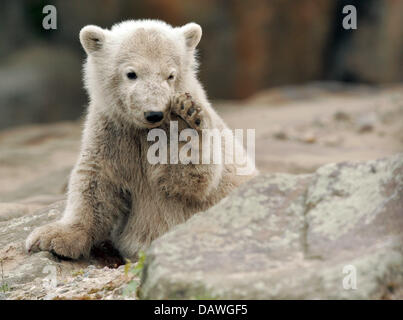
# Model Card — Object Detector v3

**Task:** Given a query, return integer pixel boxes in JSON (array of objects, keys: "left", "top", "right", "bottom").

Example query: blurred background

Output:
[
  {"left": 1, "top": 0, "right": 402, "bottom": 129},
  {"left": 0, "top": 0, "right": 402, "bottom": 204}
]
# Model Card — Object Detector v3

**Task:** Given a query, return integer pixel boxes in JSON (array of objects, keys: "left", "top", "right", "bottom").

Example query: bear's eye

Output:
[
  {"left": 168, "top": 74, "right": 175, "bottom": 80},
  {"left": 127, "top": 71, "right": 137, "bottom": 80}
]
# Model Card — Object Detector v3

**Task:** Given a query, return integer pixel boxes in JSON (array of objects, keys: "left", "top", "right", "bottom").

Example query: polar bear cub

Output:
[{"left": 26, "top": 19, "right": 256, "bottom": 259}]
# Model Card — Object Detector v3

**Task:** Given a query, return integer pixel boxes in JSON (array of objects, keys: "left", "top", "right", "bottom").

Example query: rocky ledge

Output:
[
  {"left": 1, "top": 154, "right": 402, "bottom": 299},
  {"left": 140, "top": 153, "right": 403, "bottom": 299}
]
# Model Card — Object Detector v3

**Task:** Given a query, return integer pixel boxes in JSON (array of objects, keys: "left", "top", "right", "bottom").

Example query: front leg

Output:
[
  {"left": 150, "top": 93, "right": 223, "bottom": 205},
  {"left": 26, "top": 162, "right": 126, "bottom": 259}
]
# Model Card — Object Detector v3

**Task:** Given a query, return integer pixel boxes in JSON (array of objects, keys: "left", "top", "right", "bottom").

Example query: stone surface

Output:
[
  {"left": 223, "top": 85, "right": 403, "bottom": 174},
  {"left": 0, "top": 121, "right": 81, "bottom": 203},
  {"left": 0, "top": 201, "right": 138, "bottom": 300},
  {"left": 141, "top": 154, "right": 403, "bottom": 299},
  {"left": 7, "top": 264, "right": 137, "bottom": 300}
]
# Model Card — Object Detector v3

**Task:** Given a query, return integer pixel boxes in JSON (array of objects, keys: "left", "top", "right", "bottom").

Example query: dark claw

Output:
[
  {"left": 187, "top": 107, "right": 195, "bottom": 116},
  {"left": 30, "top": 239, "right": 40, "bottom": 252}
]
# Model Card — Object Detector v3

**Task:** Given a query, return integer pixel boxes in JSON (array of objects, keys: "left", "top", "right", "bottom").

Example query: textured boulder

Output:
[
  {"left": 0, "top": 201, "right": 136, "bottom": 300},
  {"left": 0, "top": 202, "right": 76, "bottom": 288},
  {"left": 141, "top": 154, "right": 403, "bottom": 299}
]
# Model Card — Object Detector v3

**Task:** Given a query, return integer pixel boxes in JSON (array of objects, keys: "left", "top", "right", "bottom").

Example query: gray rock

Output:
[
  {"left": 355, "top": 112, "right": 377, "bottom": 133},
  {"left": 0, "top": 201, "right": 64, "bottom": 249},
  {"left": 0, "top": 201, "right": 66, "bottom": 291},
  {"left": 0, "top": 201, "right": 88, "bottom": 299},
  {"left": 0, "top": 167, "right": 72, "bottom": 203},
  {"left": 141, "top": 154, "right": 403, "bottom": 299},
  {"left": 0, "top": 200, "right": 138, "bottom": 300}
]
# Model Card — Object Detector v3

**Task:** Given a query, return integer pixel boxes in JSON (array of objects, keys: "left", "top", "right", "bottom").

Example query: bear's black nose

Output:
[{"left": 144, "top": 111, "right": 164, "bottom": 123}]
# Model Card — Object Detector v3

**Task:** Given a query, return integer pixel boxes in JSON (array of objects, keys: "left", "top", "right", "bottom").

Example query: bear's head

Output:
[{"left": 79, "top": 20, "right": 202, "bottom": 128}]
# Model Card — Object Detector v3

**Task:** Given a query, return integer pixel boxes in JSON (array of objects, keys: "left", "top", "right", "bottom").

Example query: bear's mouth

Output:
[{"left": 139, "top": 119, "right": 164, "bottom": 129}]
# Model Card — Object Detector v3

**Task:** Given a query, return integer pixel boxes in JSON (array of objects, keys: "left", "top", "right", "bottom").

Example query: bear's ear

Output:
[
  {"left": 181, "top": 23, "right": 202, "bottom": 50},
  {"left": 80, "top": 25, "right": 106, "bottom": 55}
]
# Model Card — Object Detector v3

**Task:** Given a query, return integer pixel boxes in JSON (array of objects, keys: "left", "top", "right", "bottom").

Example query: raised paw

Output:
[
  {"left": 26, "top": 222, "right": 91, "bottom": 260},
  {"left": 170, "top": 93, "right": 204, "bottom": 130}
]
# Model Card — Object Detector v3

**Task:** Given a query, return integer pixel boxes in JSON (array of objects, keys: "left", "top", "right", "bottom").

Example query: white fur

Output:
[{"left": 25, "top": 20, "right": 257, "bottom": 259}]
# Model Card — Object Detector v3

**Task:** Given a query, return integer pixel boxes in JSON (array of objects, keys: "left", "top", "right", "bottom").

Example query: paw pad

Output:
[{"left": 171, "top": 93, "right": 204, "bottom": 130}]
